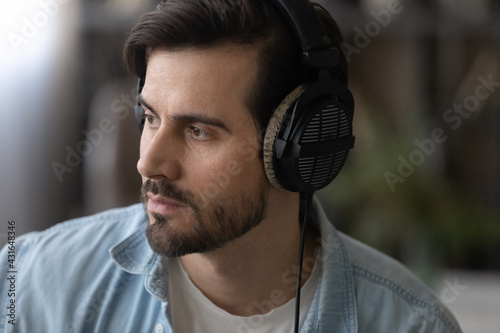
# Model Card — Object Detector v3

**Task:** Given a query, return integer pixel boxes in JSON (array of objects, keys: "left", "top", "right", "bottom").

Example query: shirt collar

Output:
[
  {"left": 109, "top": 221, "right": 170, "bottom": 301},
  {"left": 302, "top": 197, "right": 358, "bottom": 333},
  {"left": 109, "top": 222, "right": 157, "bottom": 275}
]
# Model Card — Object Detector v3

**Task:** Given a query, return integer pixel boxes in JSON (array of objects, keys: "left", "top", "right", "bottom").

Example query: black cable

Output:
[{"left": 293, "top": 190, "right": 314, "bottom": 333}]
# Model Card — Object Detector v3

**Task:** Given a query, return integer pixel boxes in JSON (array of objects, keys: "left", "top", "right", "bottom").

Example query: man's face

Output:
[{"left": 137, "top": 45, "right": 272, "bottom": 257}]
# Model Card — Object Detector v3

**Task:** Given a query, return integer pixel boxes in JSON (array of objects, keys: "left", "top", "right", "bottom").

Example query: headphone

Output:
[{"left": 134, "top": 0, "right": 355, "bottom": 193}]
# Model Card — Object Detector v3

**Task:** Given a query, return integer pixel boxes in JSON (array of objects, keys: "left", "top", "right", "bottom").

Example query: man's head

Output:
[{"left": 123, "top": 0, "right": 349, "bottom": 257}]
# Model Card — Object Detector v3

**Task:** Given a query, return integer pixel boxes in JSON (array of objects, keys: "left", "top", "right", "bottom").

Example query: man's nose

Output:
[{"left": 137, "top": 127, "right": 182, "bottom": 181}]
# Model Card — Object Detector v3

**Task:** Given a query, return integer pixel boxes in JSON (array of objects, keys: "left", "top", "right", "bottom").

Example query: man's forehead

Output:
[
  {"left": 140, "top": 44, "right": 259, "bottom": 128},
  {"left": 143, "top": 45, "right": 258, "bottom": 98}
]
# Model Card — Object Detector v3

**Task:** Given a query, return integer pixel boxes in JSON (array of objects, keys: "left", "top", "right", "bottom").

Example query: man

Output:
[{"left": 1, "top": 0, "right": 462, "bottom": 332}]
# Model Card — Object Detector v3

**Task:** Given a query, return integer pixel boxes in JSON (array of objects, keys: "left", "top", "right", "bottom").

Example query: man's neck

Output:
[{"left": 178, "top": 193, "right": 320, "bottom": 317}]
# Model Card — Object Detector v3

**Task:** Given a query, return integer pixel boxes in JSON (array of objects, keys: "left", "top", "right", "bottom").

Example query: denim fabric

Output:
[{"left": 0, "top": 200, "right": 462, "bottom": 332}]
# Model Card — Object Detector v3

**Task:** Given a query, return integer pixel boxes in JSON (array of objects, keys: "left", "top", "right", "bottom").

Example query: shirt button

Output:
[{"left": 155, "top": 323, "right": 164, "bottom": 333}]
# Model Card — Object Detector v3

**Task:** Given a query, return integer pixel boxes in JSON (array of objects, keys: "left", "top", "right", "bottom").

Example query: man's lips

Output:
[{"left": 146, "top": 193, "right": 188, "bottom": 215}]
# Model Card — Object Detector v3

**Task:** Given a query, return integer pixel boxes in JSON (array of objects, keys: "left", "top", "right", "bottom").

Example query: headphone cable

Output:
[{"left": 293, "top": 190, "right": 314, "bottom": 333}]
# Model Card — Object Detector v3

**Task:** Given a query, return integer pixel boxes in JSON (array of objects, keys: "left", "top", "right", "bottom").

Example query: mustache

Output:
[{"left": 141, "top": 179, "right": 198, "bottom": 209}]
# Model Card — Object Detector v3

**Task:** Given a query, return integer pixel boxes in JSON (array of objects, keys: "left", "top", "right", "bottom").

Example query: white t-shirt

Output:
[{"left": 168, "top": 256, "right": 321, "bottom": 333}]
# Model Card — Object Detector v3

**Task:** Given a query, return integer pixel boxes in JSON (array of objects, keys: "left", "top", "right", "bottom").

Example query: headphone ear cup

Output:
[
  {"left": 263, "top": 84, "right": 309, "bottom": 190},
  {"left": 289, "top": 98, "right": 354, "bottom": 191},
  {"left": 135, "top": 103, "right": 145, "bottom": 132},
  {"left": 135, "top": 78, "right": 146, "bottom": 132},
  {"left": 263, "top": 80, "right": 355, "bottom": 192}
]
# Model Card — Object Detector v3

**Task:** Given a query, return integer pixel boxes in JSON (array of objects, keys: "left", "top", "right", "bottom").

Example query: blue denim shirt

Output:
[{"left": 1, "top": 199, "right": 462, "bottom": 332}]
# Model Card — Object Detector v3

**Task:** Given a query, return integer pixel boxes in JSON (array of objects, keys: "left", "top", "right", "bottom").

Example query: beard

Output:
[{"left": 141, "top": 177, "right": 269, "bottom": 257}]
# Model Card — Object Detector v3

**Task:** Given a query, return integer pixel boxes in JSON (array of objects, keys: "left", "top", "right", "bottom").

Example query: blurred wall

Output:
[
  {"left": 0, "top": 1, "right": 82, "bottom": 237},
  {"left": 0, "top": 0, "right": 150, "bottom": 241}
]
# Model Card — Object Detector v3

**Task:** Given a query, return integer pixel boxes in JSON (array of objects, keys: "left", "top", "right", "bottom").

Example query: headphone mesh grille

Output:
[
  {"left": 298, "top": 104, "right": 351, "bottom": 188},
  {"left": 301, "top": 104, "right": 350, "bottom": 142}
]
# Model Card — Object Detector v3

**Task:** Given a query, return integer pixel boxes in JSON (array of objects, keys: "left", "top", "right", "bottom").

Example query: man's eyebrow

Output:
[
  {"left": 138, "top": 94, "right": 231, "bottom": 133},
  {"left": 138, "top": 94, "right": 159, "bottom": 116}
]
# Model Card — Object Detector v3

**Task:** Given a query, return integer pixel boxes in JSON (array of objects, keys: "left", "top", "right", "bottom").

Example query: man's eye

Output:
[
  {"left": 143, "top": 114, "right": 160, "bottom": 128},
  {"left": 188, "top": 126, "right": 210, "bottom": 140}
]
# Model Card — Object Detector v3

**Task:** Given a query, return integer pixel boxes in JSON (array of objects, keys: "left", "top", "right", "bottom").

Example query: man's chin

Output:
[{"left": 145, "top": 225, "right": 210, "bottom": 258}]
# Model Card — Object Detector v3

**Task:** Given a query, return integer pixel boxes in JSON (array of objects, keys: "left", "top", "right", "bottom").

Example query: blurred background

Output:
[{"left": 1, "top": 0, "right": 499, "bottom": 331}]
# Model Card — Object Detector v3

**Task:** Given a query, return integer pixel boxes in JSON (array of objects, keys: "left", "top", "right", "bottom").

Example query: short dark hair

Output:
[{"left": 123, "top": 0, "right": 348, "bottom": 130}]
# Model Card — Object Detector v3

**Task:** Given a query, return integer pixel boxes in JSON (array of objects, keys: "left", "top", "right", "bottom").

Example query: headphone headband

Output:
[{"left": 270, "top": 0, "right": 339, "bottom": 70}]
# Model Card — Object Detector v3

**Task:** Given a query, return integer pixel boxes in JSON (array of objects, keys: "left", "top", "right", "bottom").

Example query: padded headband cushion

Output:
[
  {"left": 263, "top": 84, "right": 308, "bottom": 189},
  {"left": 271, "top": 0, "right": 331, "bottom": 52}
]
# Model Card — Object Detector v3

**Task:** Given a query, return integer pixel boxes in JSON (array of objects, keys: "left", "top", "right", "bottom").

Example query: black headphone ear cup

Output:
[
  {"left": 135, "top": 103, "right": 145, "bottom": 132},
  {"left": 263, "top": 84, "right": 308, "bottom": 190},
  {"left": 291, "top": 99, "right": 354, "bottom": 191},
  {"left": 263, "top": 78, "right": 355, "bottom": 192},
  {"left": 135, "top": 78, "right": 146, "bottom": 132}
]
